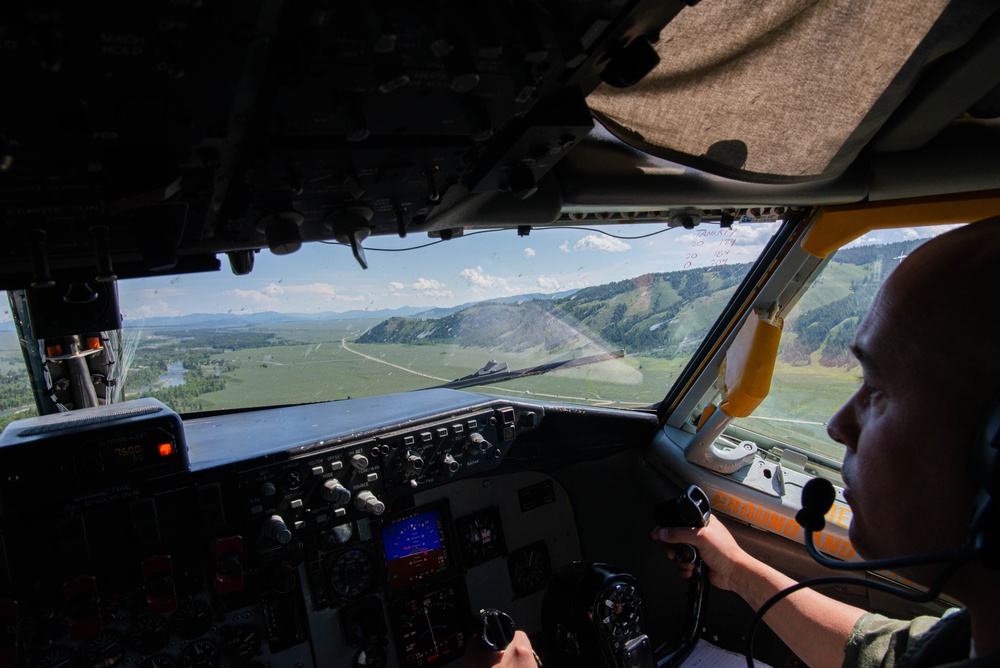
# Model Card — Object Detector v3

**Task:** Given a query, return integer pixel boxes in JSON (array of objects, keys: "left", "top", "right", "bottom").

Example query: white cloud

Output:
[
  {"left": 537, "top": 275, "right": 560, "bottom": 290},
  {"left": 678, "top": 223, "right": 772, "bottom": 246},
  {"left": 847, "top": 234, "right": 882, "bottom": 247},
  {"left": 384, "top": 278, "right": 452, "bottom": 299},
  {"left": 224, "top": 282, "right": 342, "bottom": 310},
  {"left": 410, "top": 277, "right": 451, "bottom": 298},
  {"left": 460, "top": 266, "right": 508, "bottom": 289},
  {"left": 559, "top": 241, "right": 571, "bottom": 253},
  {"left": 845, "top": 224, "right": 963, "bottom": 248},
  {"left": 135, "top": 287, "right": 186, "bottom": 298},
  {"left": 573, "top": 235, "right": 630, "bottom": 252},
  {"left": 523, "top": 247, "right": 536, "bottom": 258},
  {"left": 734, "top": 223, "right": 775, "bottom": 243},
  {"left": 225, "top": 288, "right": 279, "bottom": 309},
  {"left": 286, "top": 283, "right": 337, "bottom": 298},
  {"left": 124, "top": 300, "right": 179, "bottom": 319},
  {"left": 412, "top": 278, "right": 445, "bottom": 291},
  {"left": 913, "top": 224, "right": 963, "bottom": 238}
]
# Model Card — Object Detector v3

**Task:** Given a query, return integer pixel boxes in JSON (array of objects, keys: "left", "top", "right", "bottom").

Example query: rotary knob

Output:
[
  {"left": 354, "top": 491, "right": 385, "bottom": 515},
  {"left": 405, "top": 451, "right": 424, "bottom": 474},
  {"left": 467, "top": 432, "right": 491, "bottom": 453},
  {"left": 264, "top": 515, "right": 292, "bottom": 544},
  {"left": 321, "top": 479, "right": 352, "bottom": 506},
  {"left": 351, "top": 454, "right": 369, "bottom": 470},
  {"left": 441, "top": 454, "right": 460, "bottom": 474}
]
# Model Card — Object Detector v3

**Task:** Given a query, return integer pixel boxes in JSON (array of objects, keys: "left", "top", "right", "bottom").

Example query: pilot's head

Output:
[{"left": 827, "top": 218, "right": 1000, "bottom": 589}]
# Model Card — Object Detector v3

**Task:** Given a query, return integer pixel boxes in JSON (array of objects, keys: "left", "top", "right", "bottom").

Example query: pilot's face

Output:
[{"left": 827, "top": 279, "right": 977, "bottom": 570}]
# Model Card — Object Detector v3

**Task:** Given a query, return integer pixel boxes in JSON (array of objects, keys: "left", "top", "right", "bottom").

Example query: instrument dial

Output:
[
  {"left": 181, "top": 638, "right": 220, "bottom": 668},
  {"left": 129, "top": 613, "right": 171, "bottom": 654},
  {"left": 354, "top": 643, "right": 388, "bottom": 668},
  {"left": 329, "top": 548, "right": 376, "bottom": 599},
  {"left": 507, "top": 540, "right": 551, "bottom": 598},
  {"left": 222, "top": 624, "right": 261, "bottom": 662},
  {"left": 390, "top": 580, "right": 469, "bottom": 668},
  {"left": 83, "top": 630, "right": 126, "bottom": 668},
  {"left": 35, "top": 646, "right": 77, "bottom": 668},
  {"left": 456, "top": 507, "right": 506, "bottom": 567},
  {"left": 172, "top": 600, "right": 213, "bottom": 639}
]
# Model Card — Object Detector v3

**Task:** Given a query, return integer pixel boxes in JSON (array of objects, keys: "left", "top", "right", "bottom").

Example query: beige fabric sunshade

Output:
[{"left": 588, "top": 0, "right": 950, "bottom": 182}]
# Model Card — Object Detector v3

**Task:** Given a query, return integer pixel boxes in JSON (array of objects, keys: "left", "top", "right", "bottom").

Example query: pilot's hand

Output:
[
  {"left": 650, "top": 514, "right": 751, "bottom": 592},
  {"left": 464, "top": 630, "right": 538, "bottom": 667}
]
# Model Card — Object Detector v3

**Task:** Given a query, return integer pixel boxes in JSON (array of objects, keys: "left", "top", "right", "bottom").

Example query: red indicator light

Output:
[{"left": 158, "top": 442, "right": 174, "bottom": 457}]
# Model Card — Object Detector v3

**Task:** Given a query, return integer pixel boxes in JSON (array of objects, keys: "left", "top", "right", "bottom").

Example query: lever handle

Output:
[
  {"left": 652, "top": 484, "right": 712, "bottom": 562},
  {"left": 651, "top": 485, "right": 712, "bottom": 667},
  {"left": 478, "top": 608, "right": 517, "bottom": 651}
]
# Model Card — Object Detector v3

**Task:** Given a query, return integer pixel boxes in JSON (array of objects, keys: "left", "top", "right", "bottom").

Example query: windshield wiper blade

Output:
[{"left": 434, "top": 350, "right": 626, "bottom": 391}]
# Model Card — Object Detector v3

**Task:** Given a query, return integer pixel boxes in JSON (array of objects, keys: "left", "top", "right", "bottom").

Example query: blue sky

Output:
[
  {"left": 116, "top": 222, "right": 778, "bottom": 318},
  {"left": 0, "top": 222, "right": 958, "bottom": 323}
]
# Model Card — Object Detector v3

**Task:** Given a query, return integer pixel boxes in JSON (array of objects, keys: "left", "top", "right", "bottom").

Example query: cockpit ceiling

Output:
[
  {"left": 1, "top": 1, "right": 999, "bottom": 290},
  {"left": 588, "top": 0, "right": 1000, "bottom": 183}
]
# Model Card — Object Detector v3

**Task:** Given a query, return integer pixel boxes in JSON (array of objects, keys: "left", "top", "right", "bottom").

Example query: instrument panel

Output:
[{"left": 0, "top": 390, "right": 584, "bottom": 667}]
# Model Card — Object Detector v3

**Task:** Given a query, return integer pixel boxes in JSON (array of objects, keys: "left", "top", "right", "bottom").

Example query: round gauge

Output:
[
  {"left": 507, "top": 540, "right": 551, "bottom": 598},
  {"left": 221, "top": 624, "right": 261, "bottom": 662},
  {"left": 596, "top": 580, "right": 642, "bottom": 638},
  {"left": 389, "top": 580, "right": 469, "bottom": 668},
  {"left": 129, "top": 613, "right": 172, "bottom": 654},
  {"left": 140, "top": 656, "right": 177, "bottom": 668},
  {"left": 181, "top": 638, "right": 220, "bottom": 668},
  {"left": 35, "top": 646, "right": 77, "bottom": 668},
  {"left": 172, "top": 600, "right": 213, "bottom": 639},
  {"left": 354, "top": 643, "right": 388, "bottom": 668},
  {"left": 83, "top": 630, "right": 126, "bottom": 668},
  {"left": 456, "top": 507, "right": 506, "bottom": 567},
  {"left": 328, "top": 548, "right": 376, "bottom": 599}
]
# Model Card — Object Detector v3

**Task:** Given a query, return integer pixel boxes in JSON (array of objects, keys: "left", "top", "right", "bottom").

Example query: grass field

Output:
[
  {"left": 0, "top": 322, "right": 855, "bottom": 461},
  {"left": 195, "top": 328, "right": 687, "bottom": 410},
  {"left": 735, "top": 361, "right": 859, "bottom": 460},
  {"left": 0, "top": 332, "right": 26, "bottom": 376}
]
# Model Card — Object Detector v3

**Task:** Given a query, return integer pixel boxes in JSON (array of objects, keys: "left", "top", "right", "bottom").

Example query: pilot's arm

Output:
[
  {"left": 464, "top": 630, "right": 539, "bottom": 667},
  {"left": 653, "top": 516, "right": 866, "bottom": 668}
]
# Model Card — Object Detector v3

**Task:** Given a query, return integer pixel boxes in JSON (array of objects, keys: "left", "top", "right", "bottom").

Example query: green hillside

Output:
[
  {"left": 356, "top": 264, "right": 751, "bottom": 358},
  {"left": 356, "top": 238, "right": 931, "bottom": 367},
  {"left": 782, "top": 238, "right": 928, "bottom": 367}
]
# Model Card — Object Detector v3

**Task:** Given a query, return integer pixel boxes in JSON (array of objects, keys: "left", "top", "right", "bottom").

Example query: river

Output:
[{"left": 136, "top": 361, "right": 187, "bottom": 393}]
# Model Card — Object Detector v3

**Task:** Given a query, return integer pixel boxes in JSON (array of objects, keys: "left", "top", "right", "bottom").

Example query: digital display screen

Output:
[
  {"left": 381, "top": 509, "right": 452, "bottom": 591},
  {"left": 91, "top": 433, "right": 181, "bottom": 476},
  {"left": 389, "top": 578, "right": 469, "bottom": 668}
]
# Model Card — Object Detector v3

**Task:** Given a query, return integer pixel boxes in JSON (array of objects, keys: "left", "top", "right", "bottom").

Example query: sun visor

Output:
[{"left": 587, "top": 0, "right": 969, "bottom": 183}]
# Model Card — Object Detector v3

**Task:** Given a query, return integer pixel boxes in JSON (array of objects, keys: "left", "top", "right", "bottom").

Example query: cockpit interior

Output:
[{"left": 1, "top": 2, "right": 999, "bottom": 667}]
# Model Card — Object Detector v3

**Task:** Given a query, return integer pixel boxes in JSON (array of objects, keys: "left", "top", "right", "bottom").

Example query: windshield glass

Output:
[
  {"left": 731, "top": 224, "right": 962, "bottom": 464},
  {"left": 1, "top": 223, "right": 777, "bottom": 421}
]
